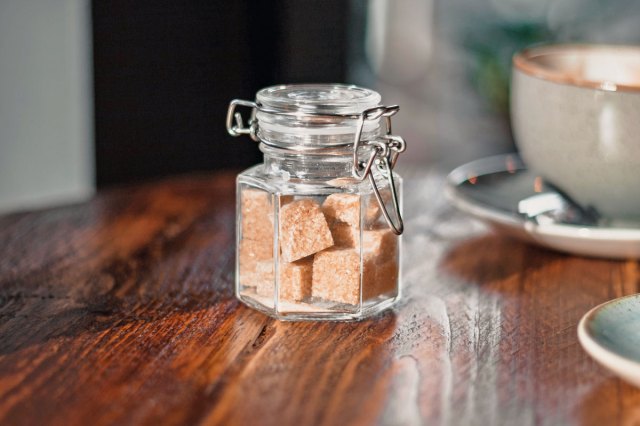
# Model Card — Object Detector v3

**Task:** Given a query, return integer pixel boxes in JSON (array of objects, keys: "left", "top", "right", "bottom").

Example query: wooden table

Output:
[{"left": 1, "top": 172, "right": 639, "bottom": 426}]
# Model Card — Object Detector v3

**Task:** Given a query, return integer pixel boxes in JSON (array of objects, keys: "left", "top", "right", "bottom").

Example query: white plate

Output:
[
  {"left": 578, "top": 294, "right": 640, "bottom": 388},
  {"left": 445, "top": 154, "right": 640, "bottom": 259}
]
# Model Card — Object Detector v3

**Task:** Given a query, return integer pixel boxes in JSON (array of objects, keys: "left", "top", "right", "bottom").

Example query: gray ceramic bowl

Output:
[{"left": 511, "top": 44, "right": 640, "bottom": 220}]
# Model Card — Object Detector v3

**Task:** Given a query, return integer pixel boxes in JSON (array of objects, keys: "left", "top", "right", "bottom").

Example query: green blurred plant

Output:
[{"left": 464, "top": 24, "right": 551, "bottom": 115}]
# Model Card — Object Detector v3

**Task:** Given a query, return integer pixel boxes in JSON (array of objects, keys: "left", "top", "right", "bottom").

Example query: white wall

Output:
[{"left": 0, "top": 0, "right": 93, "bottom": 213}]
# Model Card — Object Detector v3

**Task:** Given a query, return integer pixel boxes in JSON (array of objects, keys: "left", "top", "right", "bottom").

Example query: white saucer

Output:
[
  {"left": 445, "top": 154, "right": 640, "bottom": 259},
  {"left": 578, "top": 294, "right": 640, "bottom": 388}
]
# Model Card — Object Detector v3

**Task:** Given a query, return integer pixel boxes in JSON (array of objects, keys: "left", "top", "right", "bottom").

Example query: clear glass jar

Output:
[{"left": 226, "top": 84, "right": 405, "bottom": 321}]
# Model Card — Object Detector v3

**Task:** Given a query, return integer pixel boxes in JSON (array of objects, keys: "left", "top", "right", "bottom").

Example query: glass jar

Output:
[{"left": 226, "top": 84, "right": 406, "bottom": 321}]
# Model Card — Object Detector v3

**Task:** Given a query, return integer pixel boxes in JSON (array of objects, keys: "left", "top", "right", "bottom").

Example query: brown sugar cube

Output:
[
  {"left": 362, "top": 229, "right": 398, "bottom": 298},
  {"left": 312, "top": 248, "right": 368, "bottom": 305},
  {"left": 312, "top": 243, "right": 399, "bottom": 305},
  {"left": 330, "top": 222, "right": 359, "bottom": 248},
  {"left": 239, "top": 253, "right": 260, "bottom": 288},
  {"left": 239, "top": 255, "right": 268, "bottom": 288},
  {"left": 279, "top": 258, "right": 313, "bottom": 301},
  {"left": 239, "top": 259, "right": 257, "bottom": 287},
  {"left": 362, "top": 228, "right": 397, "bottom": 258},
  {"left": 327, "top": 226, "right": 397, "bottom": 252},
  {"left": 239, "top": 238, "right": 273, "bottom": 262},
  {"left": 363, "top": 186, "right": 396, "bottom": 227},
  {"left": 279, "top": 199, "right": 334, "bottom": 262},
  {"left": 254, "top": 261, "right": 275, "bottom": 296},
  {"left": 238, "top": 238, "right": 273, "bottom": 287},
  {"left": 241, "top": 188, "right": 274, "bottom": 242},
  {"left": 364, "top": 259, "right": 399, "bottom": 300},
  {"left": 240, "top": 269, "right": 262, "bottom": 288},
  {"left": 322, "top": 193, "right": 361, "bottom": 228},
  {"left": 328, "top": 223, "right": 398, "bottom": 256},
  {"left": 256, "top": 258, "right": 313, "bottom": 302},
  {"left": 322, "top": 191, "right": 390, "bottom": 229}
]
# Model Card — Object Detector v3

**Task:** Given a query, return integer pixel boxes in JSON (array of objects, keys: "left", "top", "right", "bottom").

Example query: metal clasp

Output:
[
  {"left": 352, "top": 106, "right": 406, "bottom": 235},
  {"left": 226, "top": 99, "right": 259, "bottom": 141}
]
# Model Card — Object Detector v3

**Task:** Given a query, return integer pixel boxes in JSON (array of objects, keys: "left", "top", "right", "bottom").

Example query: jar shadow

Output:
[
  {"left": 576, "top": 376, "right": 640, "bottom": 425},
  {"left": 438, "top": 233, "right": 559, "bottom": 293}
]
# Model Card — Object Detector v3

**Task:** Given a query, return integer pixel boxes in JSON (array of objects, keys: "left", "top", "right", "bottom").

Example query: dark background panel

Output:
[{"left": 93, "top": 0, "right": 349, "bottom": 187}]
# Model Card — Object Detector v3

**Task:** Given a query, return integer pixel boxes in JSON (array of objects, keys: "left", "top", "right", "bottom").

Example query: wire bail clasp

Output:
[
  {"left": 352, "top": 106, "right": 406, "bottom": 235},
  {"left": 226, "top": 99, "right": 259, "bottom": 141}
]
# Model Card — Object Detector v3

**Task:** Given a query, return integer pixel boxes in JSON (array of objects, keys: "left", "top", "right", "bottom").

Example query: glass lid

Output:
[{"left": 256, "top": 84, "right": 382, "bottom": 115}]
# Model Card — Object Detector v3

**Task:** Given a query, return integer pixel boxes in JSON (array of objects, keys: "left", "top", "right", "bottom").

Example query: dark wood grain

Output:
[{"left": 0, "top": 172, "right": 639, "bottom": 426}]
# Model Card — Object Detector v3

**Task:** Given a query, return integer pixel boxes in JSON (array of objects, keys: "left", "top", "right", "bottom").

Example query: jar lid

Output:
[{"left": 254, "top": 84, "right": 384, "bottom": 147}]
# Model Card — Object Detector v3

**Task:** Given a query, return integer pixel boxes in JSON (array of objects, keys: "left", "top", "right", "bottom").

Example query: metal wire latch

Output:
[
  {"left": 351, "top": 106, "right": 406, "bottom": 235},
  {"left": 226, "top": 99, "right": 259, "bottom": 141}
]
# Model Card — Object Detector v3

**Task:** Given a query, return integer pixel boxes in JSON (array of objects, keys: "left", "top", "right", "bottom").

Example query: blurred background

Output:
[{"left": 1, "top": 0, "right": 639, "bottom": 213}]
